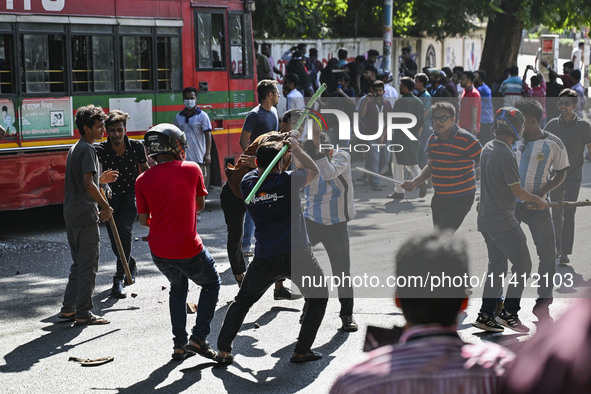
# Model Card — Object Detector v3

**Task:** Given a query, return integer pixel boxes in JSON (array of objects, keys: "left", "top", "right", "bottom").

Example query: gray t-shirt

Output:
[
  {"left": 544, "top": 116, "right": 591, "bottom": 182},
  {"left": 63, "top": 140, "right": 99, "bottom": 226},
  {"left": 477, "top": 139, "right": 521, "bottom": 233}
]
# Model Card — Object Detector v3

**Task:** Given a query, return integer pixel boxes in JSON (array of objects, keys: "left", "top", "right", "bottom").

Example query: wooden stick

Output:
[
  {"left": 353, "top": 167, "right": 403, "bottom": 185},
  {"left": 525, "top": 199, "right": 591, "bottom": 210},
  {"left": 100, "top": 189, "right": 134, "bottom": 285}
]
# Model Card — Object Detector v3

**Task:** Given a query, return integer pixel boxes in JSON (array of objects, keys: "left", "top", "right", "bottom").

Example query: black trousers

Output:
[
  {"left": 220, "top": 183, "right": 247, "bottom": 276},
  {"left": 431, "top": 193, "right": 475, "bottom": 232}
]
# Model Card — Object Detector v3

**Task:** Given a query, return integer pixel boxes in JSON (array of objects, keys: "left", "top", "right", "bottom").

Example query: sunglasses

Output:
[{"left": 432, "top": 115, "right": 452, "bottom": 123}]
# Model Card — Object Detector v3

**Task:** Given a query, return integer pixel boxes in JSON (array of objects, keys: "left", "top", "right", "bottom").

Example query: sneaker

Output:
[
  {"left": 532, "top": 302, "right": 553, "bottom": 322},
  {"left": 418, "top": 182, "right": 427, "bottom": 198},
  {"left": 340, "top": 316, "right": 358, "bottom": 332},
  {"left": 386, "top": 192, "right": 404, "bottom": 200},
  {"left": 559, "top": 254, "right": 570, "bottom": 265},
  {"left": 274, "top": 287, "right": 303, "bottom": 301},
  {"left": 110, "top": 278, "right": 127, "bottom": 299},
  {"left": 472, "top": 313, "right": 504, "bottom": 332},
  {"left": 496, "top": 310, "right": 529, "bottom": 333},
  {"left": 370, "top": 183, "right": 382, "bottom": 191}
]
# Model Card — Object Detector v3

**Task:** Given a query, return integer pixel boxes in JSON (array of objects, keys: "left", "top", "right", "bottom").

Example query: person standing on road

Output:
[
  {"left": 545, "top": 89, "right": 591, "bottom": 265},
  {"left": 498, "top": 66, "right": 524, "bottom": 107},
  {"left": 474, "top": 70, "right": 494, "bottom": 147},
  {"left": 215, "top": 138, "right": 329, "bottom": 364},
  {"left": 136, "top": 124, "right": 220, "bottom": 361},
  {"left": 401, "top": 102, "right": 481, "bottom": 232},
  {"left": 302, "top": 130, "right": 358, "bottom": 332},
  {"left": 175, "top": 87, "right": 212, "bottom": 188},
  {"left": 514, "top": 99, "right": 569, "bottom": 320},
  {"left": 59, "top": 105, "right": 115, "bottom": 326},
  {"left": 472, "top": 107, "right": 548, "bottom": 334},
  {"left": 95, "top": 110, "right": 149, "bottom": 299}
]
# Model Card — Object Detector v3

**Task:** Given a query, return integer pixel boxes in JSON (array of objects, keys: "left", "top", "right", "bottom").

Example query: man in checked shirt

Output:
[{"left": 95, "top": 110, "right": 149, "bottom": 298}]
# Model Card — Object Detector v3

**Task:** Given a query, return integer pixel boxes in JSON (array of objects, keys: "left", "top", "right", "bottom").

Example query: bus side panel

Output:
[{"left": 0, "top": 151, "right": 67, "bottom": 210}]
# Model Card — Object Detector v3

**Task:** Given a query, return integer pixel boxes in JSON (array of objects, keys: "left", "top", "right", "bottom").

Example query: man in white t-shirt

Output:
[
  {"left": 514, "top": 99, "right": 569, "bottom": 321},
  {"left": 571, "top": 41, "right": 585, "bottom": 71},
  {"left": 174, "top": 87, "right": 212, "bottom": 180},
  {"left": 283, "top": 73, "right": 305, "bottom": 110}
]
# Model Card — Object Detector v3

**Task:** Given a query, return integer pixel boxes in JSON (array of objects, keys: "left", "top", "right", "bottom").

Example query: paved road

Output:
[{"left": 1, "top": 157, "right": 590, "bottom": 393}]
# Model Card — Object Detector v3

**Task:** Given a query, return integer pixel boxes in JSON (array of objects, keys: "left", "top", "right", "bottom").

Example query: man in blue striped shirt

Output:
[
  {"left": 514, "top": 99, "right": 569, "bottom": 320},
  {"left": 498, "top": 66, "right": 524, "bottom": 107},
  {"left": 303, "top": 131, "right": 357, "bottom": 332}
]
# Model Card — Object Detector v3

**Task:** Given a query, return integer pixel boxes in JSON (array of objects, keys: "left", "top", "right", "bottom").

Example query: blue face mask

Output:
[{"left": 184, "top": 99, "right": 196, "bottom": 109}]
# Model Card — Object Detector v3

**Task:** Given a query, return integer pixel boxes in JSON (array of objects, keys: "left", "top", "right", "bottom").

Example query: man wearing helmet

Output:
[
  {"left": 135, "top": 124, "right": 221, "bottom": 361},
  {"left": 472, "top": 107, "right": 548, "bottom": 334}
]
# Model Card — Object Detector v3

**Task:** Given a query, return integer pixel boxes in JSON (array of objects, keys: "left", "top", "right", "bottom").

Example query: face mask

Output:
[{"left": 184, "top": 99, "right": 196, "bottom": 109}]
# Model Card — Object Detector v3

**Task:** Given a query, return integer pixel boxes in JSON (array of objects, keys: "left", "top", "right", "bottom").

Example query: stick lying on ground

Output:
[
  {"left": 353, "top": 167, "right": 403, "bottom": 185},
  {"left": 244, "top": 83, "right": 327, "bottom": 204},
  {"left": 100, "top": 189, "right": 134, "bottom": 285},
  {"left": 526, "top": 199, "right": 591, "bottom": 210}
]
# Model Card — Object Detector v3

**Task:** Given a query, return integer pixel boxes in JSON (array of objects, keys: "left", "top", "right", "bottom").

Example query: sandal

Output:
[
  {"left": 185, "top": 336, "right": 217, "bottom": 359},
  {"left": 213, "top": 352, "right": 234, "bottom": 364},
  {"left": 290, "top": 350, "right": 322, "bottom": 363},
  {"left": 74, "top": 314, "right": 110, "bottom": 326},
  {"left": 171, "top": 346, "right": 194, "bottom": 361},
  {"left": 57, "top": 312, "right": 76, "bottom": 321}
]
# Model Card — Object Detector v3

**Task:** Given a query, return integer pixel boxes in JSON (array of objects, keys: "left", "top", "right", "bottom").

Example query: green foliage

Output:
[{"left": 253, "top": 0, "right": 591, "bottom": 39}]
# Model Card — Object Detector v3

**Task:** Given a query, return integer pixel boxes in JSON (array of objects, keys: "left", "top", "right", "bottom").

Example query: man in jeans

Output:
[
  {"left": 514, "top": 99, "right": 569, "bottom": 320},
  {"left": 96, "top": 110, "right": 149, "bottom": 298},
  {"left": 473, "top": 107, "right": 548, "bottom": 334},
  {"left": 216, "top": 138, "right": 329, "bottom": 364},
  {"left": 136, "top": 123, "right": 220, "bottom": 361}
]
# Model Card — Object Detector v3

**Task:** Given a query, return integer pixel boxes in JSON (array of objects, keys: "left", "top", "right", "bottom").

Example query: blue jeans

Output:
[
  {"left": 365, "top": 144, "right": 389, "bottom": 186},
  {"left": 105, "top": 193, "right": 137, "bottom": 279},
  {"left": 515, "top": 204, "right": 556, "bottom": 299},
  {"left": 480, "top": 225, "right": 532, "bottom": 316},
  {"left": 217, "top": 247, "right": 328, "bottom": 355},
  {"left": 550, "top": 178, "right": 581, "bottom": 255},
  {"left": 152, "top": 248, "right": 220, "bottom": 348},
  {"left": 242, "top": 211, "right": 255, "bottom": 250}
]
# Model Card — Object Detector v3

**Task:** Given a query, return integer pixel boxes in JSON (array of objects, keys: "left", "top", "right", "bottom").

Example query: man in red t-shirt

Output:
[
  {"left": 459, "top": 71, "right": 482, "bottom": 136},
  {"left": 135, "top": 123, "right": 220, "bottom": 361}
]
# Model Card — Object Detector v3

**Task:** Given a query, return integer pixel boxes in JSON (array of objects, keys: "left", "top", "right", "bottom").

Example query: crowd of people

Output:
[{"left": 55, "top": 40, "right": 591, "bottom": 392}]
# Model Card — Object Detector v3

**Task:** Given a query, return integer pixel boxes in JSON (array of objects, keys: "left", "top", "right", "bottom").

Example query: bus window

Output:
[
  {"left": 0, "top": 35, "right": 15, "bottom": 94},
  {"left": 21, "top": 28, "right": 66, "bottom": 93},
  {"left": 229, "top": 13, "right": 253, "bottom": 78},
  {"left": 157, "top": 35, "right": 181, "bottom": 90},
  {"left": 71, "top": 35, "right": 115, "bottom": 92},
  {"left": 120, "top": 26, "right": 153, "bottom": 91},
  {"left": 195, "top": 12, "right": 225, "bottom": 69}
]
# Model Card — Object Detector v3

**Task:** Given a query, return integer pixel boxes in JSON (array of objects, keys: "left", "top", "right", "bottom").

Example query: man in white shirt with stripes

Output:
[
  {"left": 302, "top": 129, "right": 358, "bottom": 332},
  {"left": 514, "top": 99, "right": 569, "bottom": 321}
]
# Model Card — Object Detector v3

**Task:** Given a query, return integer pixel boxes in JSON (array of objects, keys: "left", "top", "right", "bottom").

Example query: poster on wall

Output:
[
  {"left": 464, "top": 39, "right": 482, "bottom": 71},
  {"left": 444, "top": 38, "right": 463, "bottom": 69},
  {"left": 21, "top": 97, "right": 73, "bottom": 140},
  {"left": 0, "top": 99, "right": 17, "bottom": 141}
]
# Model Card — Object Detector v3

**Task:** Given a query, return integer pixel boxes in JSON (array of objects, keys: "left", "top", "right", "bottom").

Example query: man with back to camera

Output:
[
  {"left": 330, "top": 231, "right": 515, "bottom": 394},
  {"left": 215, "top": 136, "right": 329, "bottom": 364},
  {"left": 95, "top": 110, "right": 149, "bottom": 299},
  {"left": 175, "top": 87, "right": 212, "bottom": 187},
  {"left": 135, "top": 123, "right": 220, "bottom": 361},
  {"left": 59, "top": 105, "right": 115, "bottom": 325},
  {"left": 472, "top": 107, "right": 548, "bottom": 334}
]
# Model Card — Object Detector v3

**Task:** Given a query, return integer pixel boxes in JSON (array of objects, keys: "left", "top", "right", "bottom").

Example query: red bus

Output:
[{"left": 0, "top": 0, "right": 256, "bottom": 210}]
